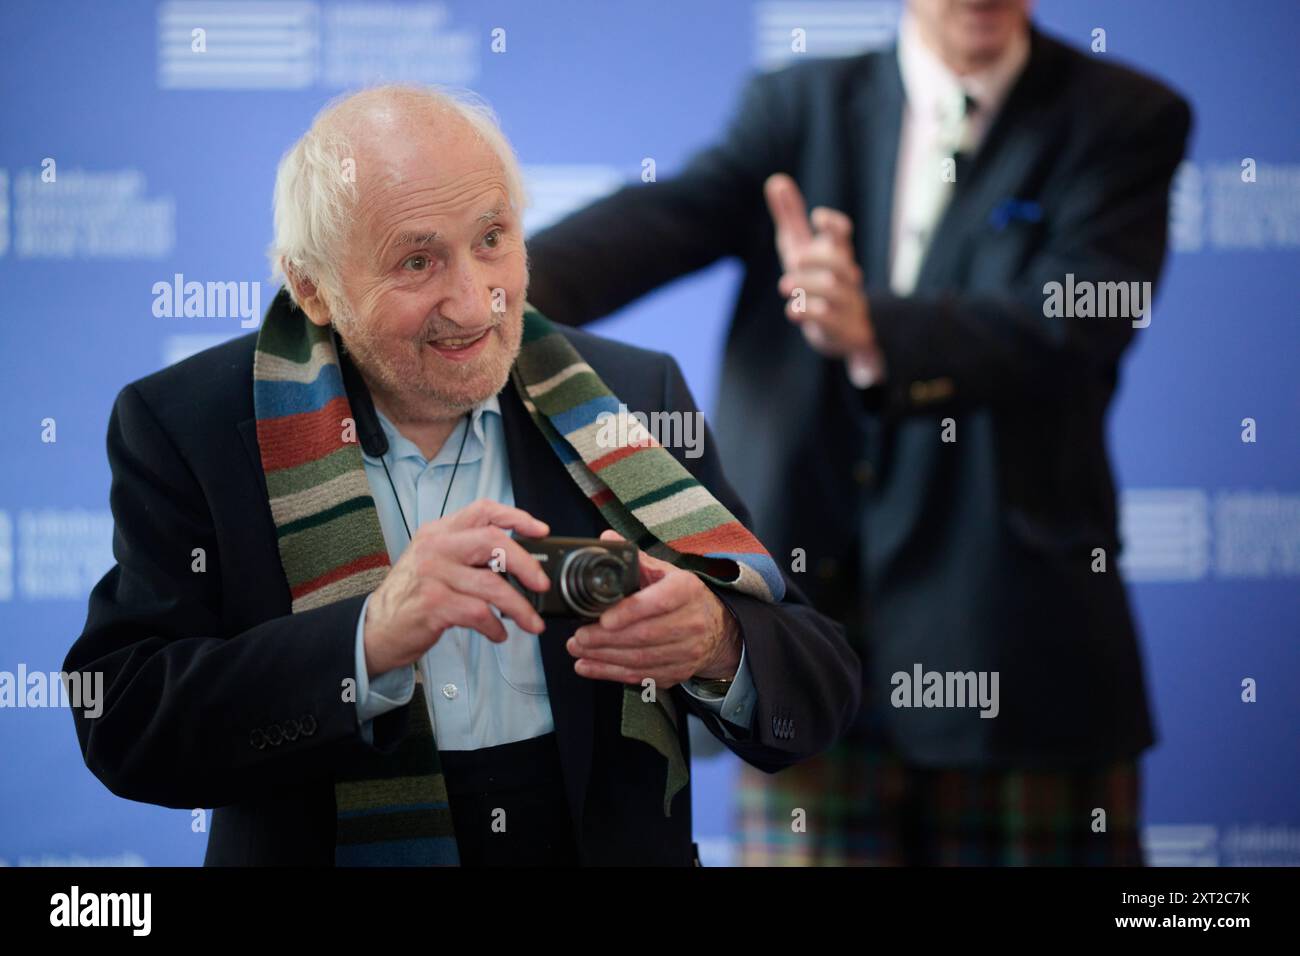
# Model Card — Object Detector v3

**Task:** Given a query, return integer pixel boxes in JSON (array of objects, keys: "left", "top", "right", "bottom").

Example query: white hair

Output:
[{"left": 268, "top": 84, "right": 529, "bottom": 307}]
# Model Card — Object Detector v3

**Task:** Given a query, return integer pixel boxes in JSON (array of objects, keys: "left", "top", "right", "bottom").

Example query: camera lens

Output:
[{"left": 560, "top": 547, "right": 628, "bottom": 617}]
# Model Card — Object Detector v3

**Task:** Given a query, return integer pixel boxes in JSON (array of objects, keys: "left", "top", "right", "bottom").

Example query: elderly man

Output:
[{"left": 64, "top": 86, "right": 861, "bottom": 866}]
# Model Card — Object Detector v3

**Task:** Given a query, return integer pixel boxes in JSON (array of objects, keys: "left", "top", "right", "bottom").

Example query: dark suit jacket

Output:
[
  {"left": 65, "top": 305, "right": 860, "bottom": 865},
  {"left": 526, "top": 28, "right": 1193, "bottom": 768}
]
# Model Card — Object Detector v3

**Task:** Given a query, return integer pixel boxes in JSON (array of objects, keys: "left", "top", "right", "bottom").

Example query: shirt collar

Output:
[
  {"left": 897, "top": 11, "right": 1030, "bottom": 130},
  {"left": 363, "top": 392, "right": 502, "bottom": 468}
]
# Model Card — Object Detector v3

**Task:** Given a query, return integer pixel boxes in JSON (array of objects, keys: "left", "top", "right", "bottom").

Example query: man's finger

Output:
[
  {"left": 436, "top": 593, "right": 509, "bottom": 643},
  {"left": 631, "top": 546, "right": 675, "bottom": 577},
  {"left": 794, "top": 316, "right": 835, "bottom": 352},
  {"left": 573, "top": 658, "right": 659, "bottom": 686},
  {"left": 779, "top": 268, "right": 851, "bottom": 302},
  {"left": 449, "top": 566, "right": 546, "bottom": 635},
  {"left": 567, "top": 629, "right": 695, "bottom": 667},
  {"left": 811, "top": 205, "right": 855, "bottom": 247},
  {"left": 793, "top": 236, "right": 862, "bottom": 283},
  {"left": 602, "top": 529, "right": 671, "bottom": 589},
  {"left": 764, "top": 173, "right": 813, "bottom": 265},
  {"left": 447, "top": 527, "right": 551, "bottom": 592},
  {"left": 571, "top": 614, "right": 693, "bottom": 651},
  {"left": 598, "top": 571, "right": 690, "bottom": 631},
  {"left": 447, "top": 499, "right": 549, "bottom": 538}
]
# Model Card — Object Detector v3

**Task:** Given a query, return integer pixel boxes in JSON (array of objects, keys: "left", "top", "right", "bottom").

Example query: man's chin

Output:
[
  {"left": 430, "top": 383, "right": 505, "bottom": 414},
  {"left": 417, "top": 346, "right": 515, "bottom": 410}
]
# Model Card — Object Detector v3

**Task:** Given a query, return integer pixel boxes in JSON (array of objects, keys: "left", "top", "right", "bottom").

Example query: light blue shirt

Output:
[{"left": 353, "top": 394, "right": 757, "bottom": 751}]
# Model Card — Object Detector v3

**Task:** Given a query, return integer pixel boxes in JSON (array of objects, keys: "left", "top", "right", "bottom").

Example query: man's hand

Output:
[
  {"left": 566, "top": 530, "right": 742, "bottom": 688},
  {"left": 362, "top": 499, "right": 552, "bottom": 678},
  {"left": 765, "top": 172, "right": 879, "bottom": 367}
]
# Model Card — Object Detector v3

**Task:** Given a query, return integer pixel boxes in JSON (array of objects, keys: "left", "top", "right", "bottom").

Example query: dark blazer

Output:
[
  {"left": 526, "top": 28, "right": 1193, "bottom": 768},
  {"left": 65, "top": 302, "right": 860, "bottom": 865}
]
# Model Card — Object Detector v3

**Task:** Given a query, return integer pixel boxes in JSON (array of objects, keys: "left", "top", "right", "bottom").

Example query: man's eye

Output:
[
  {"left": 403, "top": 254, "right": 430, "bottom": 271},
  {"left": 483, "top": 228, "right": 503, "bottom": 249}
]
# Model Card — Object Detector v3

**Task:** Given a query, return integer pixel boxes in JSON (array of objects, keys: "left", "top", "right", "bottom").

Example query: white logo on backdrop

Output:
[
  {"left": 1119, "top": 489, "right": 1300, "bottom": 581},
  {"left": 0, "top": 511, "right": 13, "bottom": 602},
  {"left": 323, "top": 3, "right": 477, "bottom": 87},
  {"left": 1142, "top": 825, "right": 1219, "bottom": 867},
  {"left": 1144, "top": 824, "right": 1300, "bottom": 867},
  {"left": 13, "top": 169, "right": 175, "bottom": 260},
  {"left": 754, "top": 1, "right": 900, "bottom": 70},
  {"left": 0, "top": 169, "right": 10, "bottom": 258},
  {"left": 15, "top": 510, "right": 114, "bottom": 601},
  {"left": 1120, "top": 489, "right": 1212, "bottom": 581},
  {"left": 1214, "top": 491, "right": 1300, "bottom": 577},
  {"left": 158, "top": 1, "right": 478, "bottom": 90},
  {"left": 159, "top": 1, "right": 319, "bottom": 90},
  {"left": 0, "top": 852, "right": 148, "bottom": 867},
  {"left": 1171, "top": 160, "right": 1300, "bottom": 253}
]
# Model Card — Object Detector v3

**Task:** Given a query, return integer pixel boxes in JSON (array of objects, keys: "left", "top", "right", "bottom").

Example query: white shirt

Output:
[
  {"left": 351, "top": 396, "right": 758, "bottom": 750},
  {"left": 849, "top": 12, "right": 1030, "bottom": 388},
  {"left": 890, "top": 10, "right": 1030, "bottom": 272}
]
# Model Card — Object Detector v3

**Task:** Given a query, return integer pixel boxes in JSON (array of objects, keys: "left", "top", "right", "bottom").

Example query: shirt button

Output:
[{"left": 441, "top": 683, "right": 459, "bottom": 700}]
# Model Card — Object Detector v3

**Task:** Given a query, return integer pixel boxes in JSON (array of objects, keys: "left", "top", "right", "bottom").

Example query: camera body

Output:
[{"left": 507, "top": 536, "right": 640, "bottom": 619}]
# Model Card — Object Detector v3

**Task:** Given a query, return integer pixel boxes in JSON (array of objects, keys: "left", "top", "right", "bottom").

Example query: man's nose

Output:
[{"left": 439, "top": 254, "right": 488, "bottom": 327}]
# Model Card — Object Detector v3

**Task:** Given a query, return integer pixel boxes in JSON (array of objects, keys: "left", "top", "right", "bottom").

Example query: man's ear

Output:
[{"left": 284, "top": 263, "right": 333, "bottom": 328}]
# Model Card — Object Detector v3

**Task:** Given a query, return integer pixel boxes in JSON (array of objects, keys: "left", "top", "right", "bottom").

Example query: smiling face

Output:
[{"left": 311, "top": 106, "right": 527, "bottom": 423}]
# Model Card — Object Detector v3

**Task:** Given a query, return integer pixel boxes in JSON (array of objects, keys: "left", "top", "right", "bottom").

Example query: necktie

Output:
[
  {"left": 889, "top": 90, "right": 978, "bottom": 296},
  {"left": 849, "top": 91, "right": 977, "bottom": 389}
]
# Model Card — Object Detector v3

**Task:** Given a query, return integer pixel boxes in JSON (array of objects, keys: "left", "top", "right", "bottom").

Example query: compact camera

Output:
[{"left": 506, "top": 536, "right": 640, "bottom": 619}]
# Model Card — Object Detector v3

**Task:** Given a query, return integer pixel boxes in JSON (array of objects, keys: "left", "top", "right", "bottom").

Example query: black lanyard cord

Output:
[{"left": 378, "top": 412, "right": 473, "bottom": 542}]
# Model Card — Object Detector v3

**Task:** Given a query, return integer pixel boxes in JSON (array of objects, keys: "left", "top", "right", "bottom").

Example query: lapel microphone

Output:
[{"left": 333, "top": 326, "right": 471, "bottom": 539}]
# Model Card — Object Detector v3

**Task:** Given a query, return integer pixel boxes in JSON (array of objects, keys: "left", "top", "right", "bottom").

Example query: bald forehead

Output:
[
  {"left": 321, "top": 87, "right": 463, "bottom": 133},
  {"left": 352, "top": 125, "right": 502, "bottom": 230},
  {"left": 329, "top": 95, "right": 482, "bottom": 164}
]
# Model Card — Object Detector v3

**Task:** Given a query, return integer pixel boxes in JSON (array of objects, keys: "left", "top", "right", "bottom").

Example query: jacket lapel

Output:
[
  {"left": 849, "top": 49, "right": 904, "bottom": 287},
  {"left": 914, "top": 27, "right": 1064, "bottom": 291},
  {"left": 498, "top": 378, "right": 600, "bottom": 837}
]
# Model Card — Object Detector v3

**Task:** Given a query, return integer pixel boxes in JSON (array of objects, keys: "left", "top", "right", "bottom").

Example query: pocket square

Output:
[{"left": 989, "top": 198, "right": 1043, "bottom": 231}]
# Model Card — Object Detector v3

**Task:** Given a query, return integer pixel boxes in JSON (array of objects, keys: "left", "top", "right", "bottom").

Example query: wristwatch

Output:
[
  {"left": 691, "top": 677, "right": 734, "bottom": 697},
  {"left": 691, "top": 603, "right": 741, "bottom": 697}
]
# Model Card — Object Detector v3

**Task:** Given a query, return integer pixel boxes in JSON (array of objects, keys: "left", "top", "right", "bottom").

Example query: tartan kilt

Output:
[{"left": 733, "top": 729, "right": 1143, "bottom": 866}]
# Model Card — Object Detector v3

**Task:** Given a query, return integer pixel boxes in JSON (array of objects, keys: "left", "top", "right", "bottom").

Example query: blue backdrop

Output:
[{"left": 1, "top": 0, "right": 1296, "bottom": 866}]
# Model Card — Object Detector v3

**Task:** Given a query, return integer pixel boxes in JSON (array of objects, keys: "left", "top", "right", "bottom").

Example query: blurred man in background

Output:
[{"left": 527, "top": 0, "right": 1192, "bottom": 864}]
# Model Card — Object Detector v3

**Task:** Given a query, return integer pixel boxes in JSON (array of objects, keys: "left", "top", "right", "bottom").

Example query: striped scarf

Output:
[{"left": 252, "top": 298, "right": 783, "bottom": 865}]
